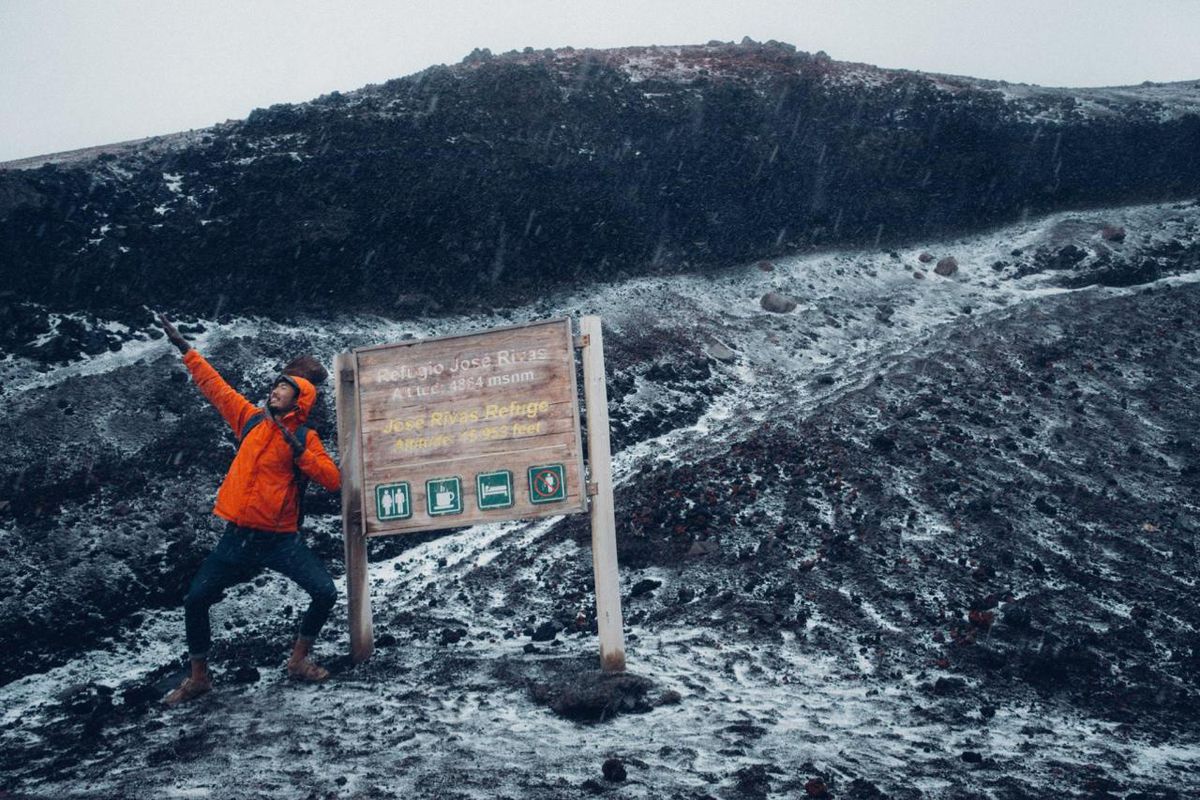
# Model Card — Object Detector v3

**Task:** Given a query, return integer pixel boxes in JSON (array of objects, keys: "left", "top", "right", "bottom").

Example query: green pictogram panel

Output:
[
  {"left": 426, "top": 477, "right": 463, "bottom": 516},
  {"left": 375, "top": 482, "right": 412, "bottom": 521},
  {"left": 528, "top": 464, "right": 567, "bottom": 504},
  {"left": 476, "top": 470, "right": 514, "bottom": 510}
]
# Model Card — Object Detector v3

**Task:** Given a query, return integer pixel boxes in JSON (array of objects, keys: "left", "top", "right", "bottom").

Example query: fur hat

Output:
[{"left": 282, "top": 354, "right": 328, "bottom": 385}]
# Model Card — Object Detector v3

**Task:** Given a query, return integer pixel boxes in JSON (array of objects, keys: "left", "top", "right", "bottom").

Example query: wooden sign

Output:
[
  {"left": 335, "top": 317, "right": 626, "bottom": 671},
  {"left": 353, "top": 318, "right": 586, "bottom": 536}
]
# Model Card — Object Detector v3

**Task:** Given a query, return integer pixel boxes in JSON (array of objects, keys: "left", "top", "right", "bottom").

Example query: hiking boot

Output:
[
  {"left": 286, "top": 657, "right": 330, "bottom": 683},
  {"left": 162, "top": 674, "right": 212, "bottom": 707}
]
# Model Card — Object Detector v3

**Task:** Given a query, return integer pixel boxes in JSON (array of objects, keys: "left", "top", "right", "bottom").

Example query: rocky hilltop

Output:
[{"left": 2, "top": 39, "right": 1198, "bottom": 322}]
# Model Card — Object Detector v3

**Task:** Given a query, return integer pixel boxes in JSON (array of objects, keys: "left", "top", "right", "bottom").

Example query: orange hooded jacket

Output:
[{"left": 182, "top": 349, "right": 341, "bottom": 532}]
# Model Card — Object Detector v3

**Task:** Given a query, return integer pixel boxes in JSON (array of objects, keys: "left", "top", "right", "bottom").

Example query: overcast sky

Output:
[{"left": 3, "top": 0, "right": 1199, "bottom": 163}]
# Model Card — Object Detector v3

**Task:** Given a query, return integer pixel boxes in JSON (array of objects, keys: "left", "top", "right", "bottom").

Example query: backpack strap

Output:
[
  {"left": 292, "top": 424, "right": 312, "bottom": 528},
  {"left": 239, "top": 411, "right": 266, "bottom": 441}
]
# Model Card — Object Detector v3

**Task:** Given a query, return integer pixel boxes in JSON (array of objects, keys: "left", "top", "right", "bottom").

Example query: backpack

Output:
[{"left": 239, "top": 411, "right": 313, "bottom": 529}]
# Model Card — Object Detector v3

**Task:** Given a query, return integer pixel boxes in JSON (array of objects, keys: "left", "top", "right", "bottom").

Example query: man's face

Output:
[{"left": 268, "top": 381, "right": 298, "bottom": 413}]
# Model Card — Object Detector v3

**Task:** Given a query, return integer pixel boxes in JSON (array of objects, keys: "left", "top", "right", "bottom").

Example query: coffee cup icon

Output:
[{"left": 426, "top": 477, "right": 463, "bottom": 515}]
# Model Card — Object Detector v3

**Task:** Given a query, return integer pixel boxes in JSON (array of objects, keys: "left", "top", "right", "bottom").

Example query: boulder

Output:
[
  {"left": 529, "top": 671, "right": 663, "bottom": 722},
  {"left": 918, "top": 252, "right": 935, "bottom": 263},
  {"left": 1101, "top": 224, "right": 1126, "bottom": 242},
  {"left": 934, "top": 256, "right": 959, "bottom": 276},
  {"left": 760, "top": 292, "right": 797, "bottom": 313},
  {"left": 602, "top": 758, "right": 627, "bottom": 782},
  {"left": 706, "top": 342, "right": 736, "bottom": 362}
]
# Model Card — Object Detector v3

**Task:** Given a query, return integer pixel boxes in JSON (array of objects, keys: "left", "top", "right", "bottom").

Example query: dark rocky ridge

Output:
[{"left": 2, "top": 40, "right": 1198, "bottom": 317}]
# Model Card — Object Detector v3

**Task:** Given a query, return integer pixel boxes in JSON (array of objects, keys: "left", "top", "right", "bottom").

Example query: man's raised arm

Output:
[{"left": 157, "top": 313, "right": 258, "bottom": 436}]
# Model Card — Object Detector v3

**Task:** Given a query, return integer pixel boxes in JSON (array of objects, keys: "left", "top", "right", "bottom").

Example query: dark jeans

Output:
[{"left": 183, "top": 522, "right": 337, "bottom": 660}]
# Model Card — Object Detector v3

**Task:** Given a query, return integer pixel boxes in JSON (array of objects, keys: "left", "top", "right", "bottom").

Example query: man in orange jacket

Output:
[{"left": 157, "top": 314, "right": 342, "bottom": 706}]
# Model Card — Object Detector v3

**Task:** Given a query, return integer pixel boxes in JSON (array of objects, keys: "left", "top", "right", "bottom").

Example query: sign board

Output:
[
  {"left": 336, "top": 316, "right": 625, "bottom": 672},
  {"left": 352, "top": 318, "right": 587, "bottom": 536}
]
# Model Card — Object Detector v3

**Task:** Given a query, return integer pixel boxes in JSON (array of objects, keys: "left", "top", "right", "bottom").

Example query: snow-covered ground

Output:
[{"left": 3, "top": 200, "right": 1199, "bottom": 797}]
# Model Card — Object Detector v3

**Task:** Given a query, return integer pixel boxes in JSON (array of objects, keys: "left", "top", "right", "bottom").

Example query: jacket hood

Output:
[{"left": 276, "top": 374, "right": 317, "bottom": 423}]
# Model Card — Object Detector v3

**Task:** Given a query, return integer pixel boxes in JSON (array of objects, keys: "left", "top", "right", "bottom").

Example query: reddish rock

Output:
[
  {"left": 805, "top": 778, "right": 828, "bottom": 797},
  {"left": 968, "top": 609, "right": 996, "bottom": 629},
  {"left": 918, "top": 252, "right": 935, "bottom": 263},
  {"left": 1101, "top": 224, "right": 1126, "bottom": 242},
  {"left": 757, "top": 260, "right": 775, "bottom": 271},
  {"left": 913, "top": 270, "right": 926, "bottom": 279},
  {"left": 934, "top": 256, "right": 959, "bottom": 276}
]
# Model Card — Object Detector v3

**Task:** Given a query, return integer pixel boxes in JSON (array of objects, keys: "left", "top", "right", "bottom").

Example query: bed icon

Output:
[{"left": 476, "top": 470, "right": 514, "bottom": 510}]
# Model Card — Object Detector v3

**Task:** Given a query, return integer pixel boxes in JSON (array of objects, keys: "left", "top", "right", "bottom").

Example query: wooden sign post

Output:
[
  {"left": 335, "top": 317, "right": 625, "bottom": 671},
  {"left": 580, "top": 316, "right": 625, "bottom": 672}
]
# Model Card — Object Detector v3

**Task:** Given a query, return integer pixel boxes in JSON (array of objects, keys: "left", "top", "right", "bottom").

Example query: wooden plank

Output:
[
  {"left": 580, "top": 316, "right": 626, "bottom": 673},
  {"left": 335, "top": 351, "right": 374, "bottom": 663},
  {"left": 354, "top": 318, "right": 586, "bottom": 537}
]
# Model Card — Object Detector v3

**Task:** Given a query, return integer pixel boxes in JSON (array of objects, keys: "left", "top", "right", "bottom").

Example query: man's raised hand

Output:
[{"left": 156, "top": 312, "right": 191, "bottom": 354}]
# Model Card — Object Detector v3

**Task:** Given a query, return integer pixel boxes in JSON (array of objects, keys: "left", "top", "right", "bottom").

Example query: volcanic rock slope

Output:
[
  {"left": 2, "top": 198, "right": 1200, "bottom": 798},
  {"left": 1, "top": 40, "right": 1199, "bottom": 319}
]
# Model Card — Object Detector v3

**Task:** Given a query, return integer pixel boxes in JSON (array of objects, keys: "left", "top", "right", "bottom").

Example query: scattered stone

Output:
[
  {"left": 687, "top": 540, "right": 719, "bottom": 557},
  {"left": 374, "top": 633, "right": 397, "bottom": 647},
  {"left": 760, "top": 291, "right": 797, "bottom": 313},
  {"left": 934, "top": 256, "right": 959, "bottom": 276},
  {"left": 522, "top": 643, "right": 540, "bottom": 654},
  {"left": 968, "top": 609, "right": 996, "bottom": 629},
  {"left": 121, "top": 683, "right": 160, "bottom": 708},
  {"left": 229, "top": 664, "right": 260, "bottom": 684},
  {"left": 913, "top": 270, "right": 926, "bottom": 279},
  {"left": 734, "top": 764, "right": 775, "bottom": 797},
  {"left": 757, "top": 260, "right": 775, "bottom": 272},
  {"left": 580, "top": 778, "right": 604, "bottom": 794},
  {"left": 1045, "top": 244, "right": 1088, "bottom": 270},
  {"left": 439, "top": 628, "right": 466, "bottom": 645},
  {"left": 933, "top": 676, "right": 968, "bottom": 695},
  {"left": 706, "top": 342, "right": 736, "bottom": 362},
  {"left": 1033, "top": 495, "right": 1057, "bottom": 516},
  {"left": 530, "top": 671, "right": 662, "bottom": 722},
  {"left": 602, "top": 757, "right": 627, "bottom": 782},
  {"left": 870, "top": 433, "right": 897, "bottom": 453},
  {"left": 725, "top": 722, "right": 768, "bottom": 738},
  {"left": 630, "top": 578, "right": 662, "bottom": 598},
  {"left": 530, "top": 621, "right": 559, "bottom": 642},
  {"left": 844, "top": 777, "right": 885, "bottom": 799},
  {"left": 1101, "top": 224, "right": 1126, "bottom": 242},
  {"left": 805, "top": 777, "right": 829, "bottom": 797},
  {"left": 961, "top": 750, "right": 984, "bottom": 763},
  {"left": 59, "top": 682, "right": 114, "bottom": 717},
  {"left": 918, "top": 252, "right": 935, "bottom": 263}
]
